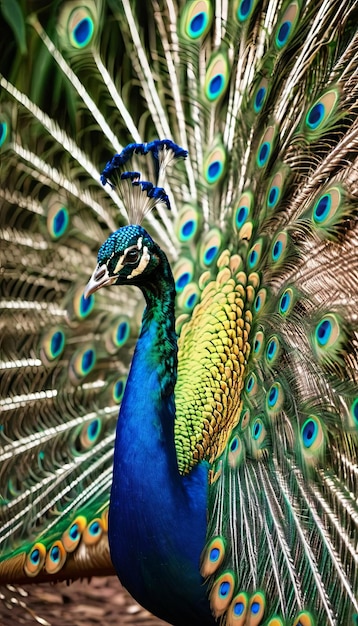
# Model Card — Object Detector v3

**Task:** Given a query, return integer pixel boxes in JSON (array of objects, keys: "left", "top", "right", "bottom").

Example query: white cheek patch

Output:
[{"left": 127, "top": 245, "right": 150, "bottom": 279}]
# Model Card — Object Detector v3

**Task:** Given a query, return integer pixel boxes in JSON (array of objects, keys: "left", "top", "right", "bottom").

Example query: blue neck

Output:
[{"left": 108, "top": 255, "right": 215, "bottom": 626}]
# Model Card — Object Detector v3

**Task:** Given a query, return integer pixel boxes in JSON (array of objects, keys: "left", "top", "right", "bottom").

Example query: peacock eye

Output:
[{"left": 124, "top": 249, "right": 140, "bottom": 264}]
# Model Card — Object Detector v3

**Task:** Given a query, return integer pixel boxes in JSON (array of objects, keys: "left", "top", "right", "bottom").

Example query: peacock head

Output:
[{"left": 84, "top": 224, "right": 162, "bottom": 298}]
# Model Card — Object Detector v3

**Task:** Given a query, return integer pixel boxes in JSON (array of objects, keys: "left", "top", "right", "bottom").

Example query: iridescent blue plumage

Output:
[{"left": 90, "top": 222, "right": 215, "bottom": 624}]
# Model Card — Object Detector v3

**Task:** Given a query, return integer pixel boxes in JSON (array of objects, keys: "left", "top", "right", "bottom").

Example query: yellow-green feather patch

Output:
[{"left": 175, "top": 252, "right": 253, "bottom": 473}]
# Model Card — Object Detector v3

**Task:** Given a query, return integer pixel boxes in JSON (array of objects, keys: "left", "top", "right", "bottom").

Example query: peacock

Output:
[{"left": 0, "top": 1, "right": 357, "bottom": 625}]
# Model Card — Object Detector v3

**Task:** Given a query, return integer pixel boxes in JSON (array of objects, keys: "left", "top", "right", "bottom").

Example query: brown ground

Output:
[{"left": 0, "top": 576, "right": 169, "bottom": 626}]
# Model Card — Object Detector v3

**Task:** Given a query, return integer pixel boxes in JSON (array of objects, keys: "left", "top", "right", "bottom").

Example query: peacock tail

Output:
[{"left": 0, "top": 1, "right": 357, "bottom": 625}]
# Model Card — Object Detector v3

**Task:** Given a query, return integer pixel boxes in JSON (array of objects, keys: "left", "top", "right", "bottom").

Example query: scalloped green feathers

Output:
[{"left": 175, "top": 250, "right": 251, "bottom": 473}]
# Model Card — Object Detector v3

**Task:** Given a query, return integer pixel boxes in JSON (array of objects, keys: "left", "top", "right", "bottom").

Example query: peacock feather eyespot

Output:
[
  {"left": 254, "top": 287, "right": 267, "bottom": 314},
  {"left": 204, "top": 144, "right": 227, "bottom": 184},
  {"left": 300, "top": 415, "right": 325, "bottom": 461},
  {"left": 41, "top": 328, "right": 66, "bottom": 363},
  {"left": 253, "top": 330, "right": 264, "bottom": 358},
  {"left": 30, "top": 549, "right": 40, "bottom": 565},
  {"left": 278, "top": 287, "right": 294, "bottom": 316},
  {"left": 228, "top": 434, "right": 245, "bottom": 468},
  {"left": 254, "top": 86, "right": 266, "bottom": 112},
  {"left": 274, "top": 2, "right": 300, "bottom": 50},
  {"left": 112, "top": 377, "right": 126, "bottom": 404},
  {"left": 90, "top": 521, "right": 100, "bottom": 535},
  {"left": 304, "top": 88, "right": 339, "bottom": 137},
  {"left": 199, "top": 229, "right": 222, "bottom": 267},
  {"left": 83, "top": 348, "right": 96, "bottom": 370},
  {"left": 176, "top": 271, "right": 191, "bottom": 291},
  {"left": 270, "top": 231, "right": 288, "bottom": 265},
  {"left": 67, "top": 8, "right": 95, "bottom": 49},
  {"left": 201, "top": 536, "right": 226, "bottom": 576},
  {"left": 175, "top": 205, "right": 200, "bottom": 242},
  {"left": 181, "top": 0, "right": 213, "bottom": 39},
  {"left": 245, "top": 372, "right": 258, "bottom": 396},
  {"left": 252, "top": 418, "right": 263, "bottom": 440},
  {"left": 24, "top": 543, "right": 46, "bottom": 577},
  {"left": 250, "top": 417, "right": 268, "bottom": 458},
  {"left": 45, "top": 540, "right": 67, "bottom": 574},
  {"left": 177, "top": 282, "right": 200, "bottom": 311},
  {"left": 247, "top": 239, "right": 263, "bottom": 270},
  {"left": 256, "top": 126, "right": 276, "bottom": 168},
  {"left": 83, "top": 518, "right": 103, "bottom": 545},
  {"left": 173, "top": 258, "right": 195, "bottom": 293},
  {"left": 73, "top": 287, "right": 95, "bottom": 320},
  {"left": 266, "top": 382, "right": 284, "bottom": 414},
  {"left": 0, "top": 120, "right": 8, "bottom": 148},
  {"left": 316, "top": 318, "right": 332, "bottom": 346},
  {"left": 266, "top": 618, "right": 284, "bottom": 625},
  {"left": 69, "top": 345, "right": 97, "bottom": 384},
  {"left": 310, "top": 185, "right": 345, "bottom": 236},
  {"left": 181, "top": 219, "right": 195, "bottom": 239},
  {"left": 265, "top": 167, "right": 289, "bottom": 211},
  {"left": 105, "top": 318, "right": 131, "bottom": 354},
  {"left": 313, "top": 313, "right": 343, "bottom": 359},
  {"left": 210, "top": 571, "right": 236, "bottom": 617},
  {"left": 204, "top": 52, "right": 230, "bottom": 102},
  {"left": 77, "top": 418, "right": 102, "bottom": 451},
  {"left": 236, "top": 0, "right": 260, "bottom": 22},
  {"left": 248, "top": 591, "right": 266, "bottom": 621},
  {"left": 265, "top": 336, "right": 280, "bottom": 365},
  {"left": 62, "top": 515, "right": 87, "bottom": 552},
  {"left": 47, "top": 202, "right": 70, "bottom": 239},
  {"left": 313, "top": 193, "right": 331, "bottom": 222},
  {"left": 227, "top": 591, "right": 249, "bottom": 624},
  {"left": 268, "top": 185, "right": 279, "bottom": 208},
  {"left": 233, "top": 191, "right": 253, "bottom": 232},
  {"left": 70, "top": 524, "right": 79, "bottom": 540},
  {"left": 257, "top": 142, "right": 270, "bottom": 167},
  {"left": 252, "top": 78, "right": 269, "bottom": 113}
]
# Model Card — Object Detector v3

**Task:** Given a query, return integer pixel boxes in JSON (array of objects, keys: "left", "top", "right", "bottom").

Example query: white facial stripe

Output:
[
  {"left": 113, "top": 237, "right": 144, "bottom": 276},
  {"left": 127, "top": 245, "right": 150, "bottom": 278},
  {"left": 113, "top": 254, "right": 125, "bottom": 274}
]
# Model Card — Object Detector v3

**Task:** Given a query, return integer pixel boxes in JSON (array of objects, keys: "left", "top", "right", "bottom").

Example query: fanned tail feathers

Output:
[{"left": 0, "top": 1, "right": 358, "bottom": 624}]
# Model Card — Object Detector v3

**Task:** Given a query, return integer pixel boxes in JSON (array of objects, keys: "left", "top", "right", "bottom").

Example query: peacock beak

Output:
[{"left": 83, "top": 264, "right": 117, "bottom": 299}]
